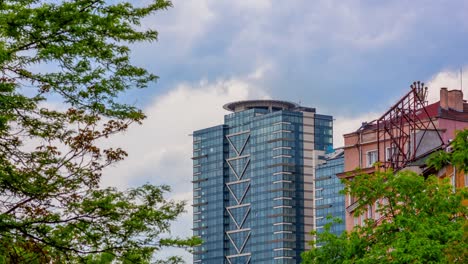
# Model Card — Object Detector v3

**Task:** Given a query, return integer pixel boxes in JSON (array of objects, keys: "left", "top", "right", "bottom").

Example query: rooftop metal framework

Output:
[{"left": 377, "top": 81, "right": 444, "bottom": 171}]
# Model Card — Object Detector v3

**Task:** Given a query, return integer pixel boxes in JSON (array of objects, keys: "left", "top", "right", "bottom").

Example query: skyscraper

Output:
[
  {"left": 314, "top": 149, "right": 345, "bottom": 237},
  {"left": 192, "top": 100, "right": 333, "bottom": 264}
]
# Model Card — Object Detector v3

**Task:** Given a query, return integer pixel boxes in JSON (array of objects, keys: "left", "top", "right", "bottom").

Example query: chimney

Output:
[
  {"left": 447, "top": 90, "right": 464, "bottom": 112},
  {"left": 440, "top": 88, "right": 448, "bottom": 110}
]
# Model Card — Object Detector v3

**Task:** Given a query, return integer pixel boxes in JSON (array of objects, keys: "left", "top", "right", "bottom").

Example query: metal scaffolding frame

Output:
[{"left": 376, "top": 81, "right": 444, "bottom": 171}]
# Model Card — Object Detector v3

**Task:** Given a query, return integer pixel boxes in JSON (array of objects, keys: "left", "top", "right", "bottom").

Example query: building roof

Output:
[
  {"left": 439, "top": 103, "right": 468, "bottom": 121},
  {"left": 223, "top": 100, "right": 298, "bottom": 112},
  {"left": 344, "top": 101, "right": 467, "bottom": 138},
  {"left": 325, "top": 148, "right": 344, "bottom": 160}
]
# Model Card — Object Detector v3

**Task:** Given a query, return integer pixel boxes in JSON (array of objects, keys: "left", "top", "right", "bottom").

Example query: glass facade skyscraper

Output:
[
  {"left": 314, "top": 150, "right": 345, "bottom": 237},
  {"left": 192, "top": 100, "right": 332, "bottom": 264}
]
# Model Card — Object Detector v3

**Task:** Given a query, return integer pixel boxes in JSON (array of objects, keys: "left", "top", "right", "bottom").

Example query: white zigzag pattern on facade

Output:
[
  {"left": 226, "top": 179, "right": 251, "bottom": 205},
  {"left": 226, "top": 155, "right": 250, "bottom": 181},
  {"left": 226, "top": 204, "right": 251, "bottom": 229},
  {"left": 226, "top": 131, "right": 250, "bottom": 156},
  {"left": 226, "top": 253, "right": 251, "bottom": 264},
  {"left": 226, "top": 228, "right": 251, "bottom": 254},
  {"left": 225, "top": 130, "right": 251, "bottom": 263}
]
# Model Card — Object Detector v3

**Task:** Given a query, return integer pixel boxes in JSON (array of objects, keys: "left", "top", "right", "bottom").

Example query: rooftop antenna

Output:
[{"left": 460, "top": 67, "right": 463, "bottom": 91}]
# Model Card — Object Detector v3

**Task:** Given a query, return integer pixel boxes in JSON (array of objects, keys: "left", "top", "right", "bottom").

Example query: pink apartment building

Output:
[{"left": 338, "top": 83, "right": 468, "bottom": 231}]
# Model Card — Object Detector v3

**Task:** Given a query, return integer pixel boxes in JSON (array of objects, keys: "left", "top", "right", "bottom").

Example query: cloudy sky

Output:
[{"left": 99, "top": 0, "right": 468, "bottom": 261}]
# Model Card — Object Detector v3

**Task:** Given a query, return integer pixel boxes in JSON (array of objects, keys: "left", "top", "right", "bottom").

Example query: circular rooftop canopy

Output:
[{"left": 223, "top": 100, "right": 298, "bottom": 112}]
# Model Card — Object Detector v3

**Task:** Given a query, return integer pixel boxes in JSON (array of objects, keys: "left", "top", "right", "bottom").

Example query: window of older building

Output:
[{"left": 366, "top": 150, "right": 378, "bottom": 167}]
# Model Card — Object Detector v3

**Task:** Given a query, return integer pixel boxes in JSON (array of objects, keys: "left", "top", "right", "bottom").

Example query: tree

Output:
[
  {"left": 302, "top": 129, "right": 468, "bottom": 264},
  {"left": 427, "top": 129, "right": 468, "bottom": 173},
  {"left": 0, "top": 0, "right": 199, "bottom": 263}
]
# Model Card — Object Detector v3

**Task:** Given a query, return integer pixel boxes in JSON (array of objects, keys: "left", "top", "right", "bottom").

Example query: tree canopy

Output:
[
  {"left": 302, "top": 129, "right": 468, "bottom": 264},
  {"left": 0, "top": 0, "right": 199, "bottom": 263},
  {"left": 427, "top": 129, "right": 468, "bottom": 173}
]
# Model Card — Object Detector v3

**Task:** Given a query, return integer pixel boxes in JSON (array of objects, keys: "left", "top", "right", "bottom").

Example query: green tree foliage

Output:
[
  {"left": 427, "top": 129, "right": 468, "bottom": 173},
  {"left": 302, "top": 130, "right": 468, "bottom": 264},
  {"left": 0, "top": 0, "right": 199, "bottom": 262}
]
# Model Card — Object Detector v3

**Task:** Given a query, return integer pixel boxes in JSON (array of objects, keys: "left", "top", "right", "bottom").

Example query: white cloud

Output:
[
  {"left": 333, "top": 3, "right": 416, "bottom": 49},
  {"left": 231, "top": 0, "right": 272, "bottom": 11},
  {"left": 102, "top": 77, "right": 268, "bottom": 189},
  {"left": 224, "top": 0, "right": 417, "bottom": 60},
  {"left": 426, "top": 67, "right": 468, "bottom": 103},
  {"left": 247, "top": 62, "right": 274, "bottom": 80},
  {"left": 137, "top": 0, "right": 421, "bottom": 69},
  {"left": 333, "top": 112, "right": 381, "bottom": 148},
  {"left": 141, "top": 0, "right": 216, "bottom": 55}
]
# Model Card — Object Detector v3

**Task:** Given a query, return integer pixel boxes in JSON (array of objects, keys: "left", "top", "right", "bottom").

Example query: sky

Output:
[{"left": 97, "top": 0, "right": 468, "bottom": 262}]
